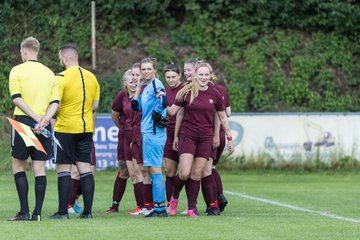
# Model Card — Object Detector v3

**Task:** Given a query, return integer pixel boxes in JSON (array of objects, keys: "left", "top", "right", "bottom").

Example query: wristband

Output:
[{"left": 227, "top": 136, "right": 233, "bottom": 141}]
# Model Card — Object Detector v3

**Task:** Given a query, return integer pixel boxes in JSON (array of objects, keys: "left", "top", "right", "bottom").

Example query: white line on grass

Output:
[{"left": 225, "top": 191, "right": 360, "bottom": 224}]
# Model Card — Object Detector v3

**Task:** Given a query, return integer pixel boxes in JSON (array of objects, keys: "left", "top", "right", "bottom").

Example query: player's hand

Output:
[
  {"left": 172, "top": 137, "right": 179, "bottom": 151},
  {"left": 152, "top": 111, "right": 169, "bottom": 128},
  {"left": 227, "top": 140, "right": 234, "bottom": 154},
  {"left": 212, "top": 135, "right": 220, "bottom": 149}
]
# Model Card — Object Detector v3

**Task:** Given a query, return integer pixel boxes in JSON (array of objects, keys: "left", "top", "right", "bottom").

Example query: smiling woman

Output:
[
  {"left": 166, "top": 61, "right": 234, "bottom": 217},
  {"left": 195, "top": 64, "right": 211, "bottom": 90}
]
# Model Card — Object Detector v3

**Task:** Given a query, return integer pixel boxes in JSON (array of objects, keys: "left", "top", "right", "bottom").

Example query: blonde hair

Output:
[
  {"left": 208, "top": 65, "right": 217, "bottom": 82},
  {"left": 21, "top": 37, "right": 40, "bottom": 53},
  {"left": 176, "top": 62, "right": 213, "bottom": 104},
  {"left": 122, "top": 69, "right": 132, "bottom": 95}
]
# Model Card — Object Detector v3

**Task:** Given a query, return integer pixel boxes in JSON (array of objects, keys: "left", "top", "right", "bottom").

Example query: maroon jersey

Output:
[
  {"left": 174, "top": 86, "right": 224, "bottom": 137},
  {"left": 122, "top": 96, "right": 135, "bottom": 131},
  {"left": 165, "top": 83, "right": 184, "bottom": 129},
  {"left": 112, "top": 90, "right": 126, "bottom": 133},
  {"left": 210, "top": 83, "right": 229, "bottom": 163},
  {"left": 213, "top": 84, "right": 230, "bottom": 108},
  {"left": 131, "top": 85, "right": 145, "bottom": 127},
  {"left": 213, "top": 83, "right": 230, "bottom": 132}
]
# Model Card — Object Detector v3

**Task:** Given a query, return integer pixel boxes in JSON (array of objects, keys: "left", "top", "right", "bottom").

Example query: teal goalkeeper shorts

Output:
[{"left": 142, "top": 131, "right": 166, "bottom": 168}]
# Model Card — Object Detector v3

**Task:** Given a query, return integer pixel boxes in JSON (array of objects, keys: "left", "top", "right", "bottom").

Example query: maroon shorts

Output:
[
  {"left": 132, "top": 126, "right": 143, "bottom": 164},
  {"left": 124, "top": 129, "right": 143, "bottom": 164},
  {"left": 91, "top": 141, "right": 96, "bottom": 166},
  {"left": 178, "top": 133, "right": 213, "bottom": 159},
  {"left": 211, "top": 129, "right": 226, "bottom": 165},
  {"left": 117, "top": 130, "right": 125, "bottom": 160},
  {"left": 164, "top": 128, "right": 179, "bottom": 162}
]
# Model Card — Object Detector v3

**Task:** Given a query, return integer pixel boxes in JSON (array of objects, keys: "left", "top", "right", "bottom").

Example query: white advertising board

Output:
[{"left": 229, "top": 113, "right": 360, "bottom": 163}]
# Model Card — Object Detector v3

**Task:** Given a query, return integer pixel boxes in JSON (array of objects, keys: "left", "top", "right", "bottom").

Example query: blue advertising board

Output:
[{"left": 93, "top": 114, "right": 119, "bottom": 170}]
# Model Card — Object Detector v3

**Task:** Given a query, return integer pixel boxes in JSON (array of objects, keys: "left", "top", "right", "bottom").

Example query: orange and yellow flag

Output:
[{"left": 7, "top": 117, "right": 47, "bottom": 155}]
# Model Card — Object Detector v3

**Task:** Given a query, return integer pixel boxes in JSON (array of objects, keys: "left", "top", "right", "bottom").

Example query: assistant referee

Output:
[{"left": 8, "top": 36, "right": 59, "bottom": 221}]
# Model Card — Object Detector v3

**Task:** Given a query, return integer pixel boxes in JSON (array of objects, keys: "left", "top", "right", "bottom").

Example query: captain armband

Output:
[
  {"left": 156, "top": 91, "right": 168, "bottom": 108},
  {"left": 161, "top": 95, "right": 168, "bottom": 108}
]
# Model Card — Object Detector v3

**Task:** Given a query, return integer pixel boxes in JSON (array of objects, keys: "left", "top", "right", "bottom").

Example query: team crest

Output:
[{"left": 209, "top": 99, "right": 214, "bottom": 104}]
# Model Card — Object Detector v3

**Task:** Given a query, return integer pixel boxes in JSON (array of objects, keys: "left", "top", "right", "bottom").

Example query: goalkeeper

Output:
[{"left": 131, "top": 57, "right": 168, "bottom": 217}]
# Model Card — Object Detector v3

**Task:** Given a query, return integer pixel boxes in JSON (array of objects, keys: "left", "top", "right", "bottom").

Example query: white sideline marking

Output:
[{"left": 225, "top": 191, "right": 360, "bottom": 224}]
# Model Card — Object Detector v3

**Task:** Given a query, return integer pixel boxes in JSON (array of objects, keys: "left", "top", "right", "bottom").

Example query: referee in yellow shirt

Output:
[
  {"left": 49, "top": 44, "right": 100, "bottom": 219},
  {"left": 8, "top": 37, "right": 59, "bottom": 221}
]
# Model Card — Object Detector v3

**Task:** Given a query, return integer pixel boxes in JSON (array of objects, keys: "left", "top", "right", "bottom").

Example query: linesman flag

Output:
[{"left": 7, "top": 117, "right": 47, "bottom": 155}]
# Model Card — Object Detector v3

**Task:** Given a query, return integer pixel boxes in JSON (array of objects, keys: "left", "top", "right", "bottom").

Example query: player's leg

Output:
[
  {"left": 126, "top": 158, "right": 144, "bottom": 215},
  {"left": 163, "top": 134, "right": 179, "bottom": 205},
  {"left": 106, "top": 161, "right": 128, "bottom": 213},
  {"left": 131, "top": 141, "right": 145, "bottom": 215},
  {"left": 164, "top": 158, "right": 178, "bottom": 204},
  {"left": 202, "top": 158, "right": 220, "bottom": 216},
  {"left": 68, "top": 165, "right": 81, "bottom": 214},
  {"left": 141, "top": 135, "right": 154, "bottom": 213},
  {"left": 169, "top": 134, "right": 197, "bottom": 215},
  {"left": 187, "top": 157, "right": 207, "bottom": 217},
  {"left": 145, "top": 166, "right": 167, "bottom": 217},
  {"left": 213, "top": 130, "right": 228, "bottom": 212},
  {"left": 169, "top": 153, "right": 193, "bottom": 216},
  {"left": 143, "top": 133, "right": 167, "bottom": 217}
]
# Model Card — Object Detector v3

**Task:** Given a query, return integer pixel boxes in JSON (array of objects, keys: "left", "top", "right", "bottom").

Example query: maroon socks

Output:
[
  {"left": 165, "top": 176, "right": 175, "bottom": 203},
  {"left": 133, "top": 182, "right": 144, "bottom": 208}
]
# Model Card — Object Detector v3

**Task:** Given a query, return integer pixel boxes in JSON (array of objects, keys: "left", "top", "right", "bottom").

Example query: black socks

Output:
[{"left": 14, "top": 172, "right": 29, "bottom": 214}]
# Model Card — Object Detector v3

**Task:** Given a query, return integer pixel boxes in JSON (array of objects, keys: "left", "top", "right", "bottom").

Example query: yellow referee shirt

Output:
[
  {"left": 9, "top": 60, "right": 59, "bottom": 116},
  {"left": 55, "top": 66, "right": 100, "bottom": 133}
]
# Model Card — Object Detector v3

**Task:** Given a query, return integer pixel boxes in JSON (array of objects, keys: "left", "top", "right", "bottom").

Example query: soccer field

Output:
[{"left": 1, "top": 170, "right": 359, "bottom": 240}]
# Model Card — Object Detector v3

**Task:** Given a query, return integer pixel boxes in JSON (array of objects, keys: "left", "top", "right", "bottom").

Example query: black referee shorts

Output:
[
  {"left": 11, "top": 115, "right": 54, "bottom": 161},
  {"left": 54, "top": 132, "right": 93, "bottom": 164}
]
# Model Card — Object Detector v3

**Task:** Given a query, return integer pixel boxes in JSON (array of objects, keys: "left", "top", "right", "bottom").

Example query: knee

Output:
[
  {"left": 135, "top": 171, "right": 144, "bottom": 183},
  {"left": 190, "top": 169, "right": 202, "bottom": 181},
  {"left": 12, "top": 159, "right": 26, "bottom": 174},
  {"left": 128, "top": 171, "right": 136, "bottom": 181},
  {"left": 141, "top": 169, "right": 149, "bottom": 178},
  {"left": 178, "top": 169, "right": 190, "bottom": 181},
  {"left": 202, "top": 170, "right": 211, "bottom": 178},
  {"left": 202, "top": 166, "right": 212, "bottom": 178},
  {"left": 119, "top": 169, "right": 129, "bottom": 179},
  {"left": 164, "top": 166, "right": 175, "bottom": 177}
]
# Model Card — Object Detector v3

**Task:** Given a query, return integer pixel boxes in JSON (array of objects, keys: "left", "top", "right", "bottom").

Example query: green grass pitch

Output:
[{"left": 1, "top": 170, "right": 359, "bottom": 240}]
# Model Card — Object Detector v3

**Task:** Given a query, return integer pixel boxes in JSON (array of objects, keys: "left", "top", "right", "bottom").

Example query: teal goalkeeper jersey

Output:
[{"left": 134, "top": 78, "right": 167, "bottom": 134}]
